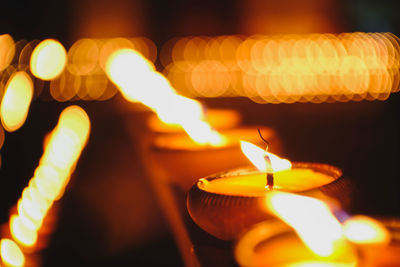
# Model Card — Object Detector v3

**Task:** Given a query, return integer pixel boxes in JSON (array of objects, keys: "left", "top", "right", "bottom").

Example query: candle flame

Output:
[
  {"left": 342, "top": 215, "right": 390, "bottom": 245},
  {"left": 0, "top": 239, "right": 25, "bottom": 267},
  {"left": 105, "top": 48, "right": 226, "bottom": 146},
  {"left": 240, "top": 141, "right": 291, "bottom": 172},
  {"left": 0, "top": 71, "right": 34, "bottom": 132},
  {"left": 0, "top": 34, "right": 15, "bottom": 72},
  {"left": 266, "top": 192, "right": 346, "bottom": 257}
]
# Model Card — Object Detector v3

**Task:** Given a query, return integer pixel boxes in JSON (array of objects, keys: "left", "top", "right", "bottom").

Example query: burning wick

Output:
[{"left": 258, "top": 129, "right": 274, "bottom": 190}]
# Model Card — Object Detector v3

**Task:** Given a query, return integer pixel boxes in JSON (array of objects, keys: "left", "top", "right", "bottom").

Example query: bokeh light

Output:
[
  {"left": 6, "top": 105, "right": 90, "bottom": 252},
  {"left": 0, "top": 34, "right": 15, "bottom": 72},
  {"left": 30, "top": 39, "right": 67, "bottom": 80},
  {"left": 0, "top": 71, "right": 34, "bottom": 132},
  {"left": 0, "top": 239, "right": 25, "bottom": 267},
  {"left": 162, "top": 33, "right": 400, "bottom": 103}
]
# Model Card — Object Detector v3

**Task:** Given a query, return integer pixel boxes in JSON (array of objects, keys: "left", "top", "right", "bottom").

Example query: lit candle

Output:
[
  {"left": 151, "top": 126, "right": 282, "bottom": 192},
  {"left": 235, "top": 192, "right": 399, "bottom": 267},
  {"left": 187, "top": 142, "right": 352, "bottom": 240}
]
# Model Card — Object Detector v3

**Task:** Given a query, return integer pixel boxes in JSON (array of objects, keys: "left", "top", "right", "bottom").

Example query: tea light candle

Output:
[
  {"left": 234, "top": 221, "right": 357, "bottom": 267},
  {"left": 235, "top": 203, "right": 400, "bottom": 267},
  {"left": 187, "top": 142, "right": 352, "bottom": 240}
]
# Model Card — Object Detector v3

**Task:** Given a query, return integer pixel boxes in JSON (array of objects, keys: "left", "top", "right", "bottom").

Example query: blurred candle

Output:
[
  {"left": 235, "top": 194, "right": 400, "bottom": 267},
  {"left": 147, "top": 108, "right": 242, "bottom": 134},
  {"left": 235, "top": 192, "right": 358, "bottom": 267}
]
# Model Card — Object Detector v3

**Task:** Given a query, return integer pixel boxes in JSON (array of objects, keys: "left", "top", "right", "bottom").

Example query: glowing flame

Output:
[
  {"left": 10, "top": 214, "right": 38, "bottom": 247},
  {"left": 266, "top": 192, "right": 345, "bottom": 257},
  {"left": 163, "top": 33, "right": 399, "bottom": 103},
  {"left": 0, "top": 34, "right": 15, "bottom": 72},
  {"left": 105, "top": 48, "right": 226, "bottom": 146},
  {"left": 30, "top": 39, "right": 67, "bottom": 80},
  {"left": 240, "top": 141, "right": 291, "bottom": 172},
  {"left": 343, "top": 215, "right": 390, "bottom": 245},
  {"left": 0, "top": 239, "right": 25, "bottom": 267},
  {"left": 6, "top": 105, "right": 90, "bottom": 249},
  {"left": 0, "top": 71, "right": 34, "bottom": 132}
]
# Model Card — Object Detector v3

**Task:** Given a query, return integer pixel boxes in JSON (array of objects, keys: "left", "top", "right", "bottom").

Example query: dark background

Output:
[{"left": 0, "top": 0, "right": 399, "bottom": 266}]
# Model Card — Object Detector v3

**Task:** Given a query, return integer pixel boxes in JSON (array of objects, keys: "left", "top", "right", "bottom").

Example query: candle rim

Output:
[
  {"left": 196, "top": 162, "right": 342, "bottom": 198},
  {"left": 147, "top": 108, "right": 242, "bottom": 133},
  {"left": 151, "top": 125, "right": 276, "bottom": 151}
]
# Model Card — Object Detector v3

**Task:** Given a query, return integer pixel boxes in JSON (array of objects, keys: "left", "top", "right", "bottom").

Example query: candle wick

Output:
[
  {"left": 264, "top": 154, "right": 274, "bottom": 190},
  {"left": 257, "top": 128, "right": 270, "bottom": 151},
  {"left": 258, "top": 129, "right": 274, "bottom": 189}
]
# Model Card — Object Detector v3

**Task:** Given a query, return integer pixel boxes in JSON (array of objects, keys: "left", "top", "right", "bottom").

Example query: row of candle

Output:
[
  {"left": 101, "top": 41, "right": 400, "bottom": 266},
  {"left": 147, "top": 109, "right": 400, "bottom": 266},
  {"left": 0, "top": 106, "right": 90, "bottom": 267}
]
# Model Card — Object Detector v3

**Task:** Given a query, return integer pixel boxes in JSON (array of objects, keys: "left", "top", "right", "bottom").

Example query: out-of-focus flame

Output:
[
  {"left": 265, "top": 192, "right": 345, "bottom": 257},
  {"left": 163, "top": 33, "right": 400, "bottom": 102},
  {"left": 30, "top": 39, "right": 67, "bottom": 80},
  {"left": 0, "top": 239, "right": 25, "bottom": 267},
  {"left": 0, "top": 34, "right": 15, "bottom": 72},
  {"left": 343, "top": 215, "right": 390, "bottom": 245},
  {"left": 6, "top": 105, "right": 90, "bottom": 250},
  {"left": 240, "top": 141, "right": 291, "bottom": 172},
  {"left": 10, "top": 214, "right": 38, "bottom": 247},
  {"left": 0, "top": 71, "right": 34, "bottom": 132},
  {"left": 106, "top": 48, "right": 226, "bottom": 146}
]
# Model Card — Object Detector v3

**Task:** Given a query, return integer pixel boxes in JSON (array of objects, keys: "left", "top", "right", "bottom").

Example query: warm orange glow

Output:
[
  {"left": 10, "top": 214, "right": 38, "bottom": 247},
  {"left": 163, "top": 33, "right": 400, "bottom": 102},
  {"left": 0, "top": 34, "right": 15, "bottom": 72},
  {"left": 105, "top": 48, "right": 155, "bottom": 99},
  {"left": 0, "top": 71, "right": 33, "bottom": 132},
  {"left": 266, "top": 192, "right": 345, "bottom": 257},
  {"left": 4, "top": 105, "right": 90, "bottom": 250},
  {"left": 240, "top": 141, "right": 291, "bottom": 172},
  {"left": 0, "top": 239, "right": 25, "bottom": 267},
  {"left": 343, "top": 215, "right": 390, "bottom": 245},
  {"left": 30, "top": 39, "right": 67, "bottom": 80},
  {"left": 106, "top": 48, "right": 226, "bottom": 146},
  {"left": 17, "top": 199, "right": 43, "bottom": 231},
  {"left": 40, "top": 105, "right": 90, "bottom": 196}
]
